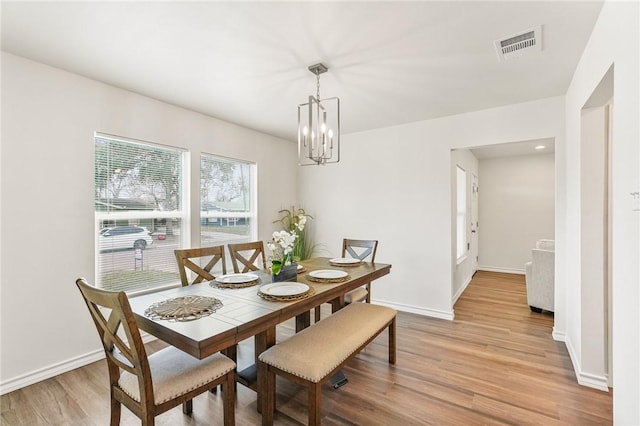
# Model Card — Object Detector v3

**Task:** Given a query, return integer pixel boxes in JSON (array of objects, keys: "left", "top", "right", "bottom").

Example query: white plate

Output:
[
  {"left": 260, "top": 282, "right": 309, "bottom": 296},
  {"left": 215, "top": 273, "right": 259, "bottom": 284},
  {"left": 309, "top": 269, "right": 349, "bottom": 280},
  {"left": 329, "top": 257, "right": 361, "bottom": 265}
]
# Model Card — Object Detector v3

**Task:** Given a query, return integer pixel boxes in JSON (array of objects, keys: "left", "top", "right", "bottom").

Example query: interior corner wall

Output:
[
  {"left": 0, "top": 52, "right": 298, "bottom": 392},
  {"left": 564, "top": 0, "right": 639, "bottom": 423},
  {"left": 298, "top": 96, "right": 565, "bottom": 322},
  {"left": 477, "top": 153, "right": 555, "bottom": 274}
]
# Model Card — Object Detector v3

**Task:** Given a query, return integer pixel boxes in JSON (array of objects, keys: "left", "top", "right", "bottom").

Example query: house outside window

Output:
[{"left": 95, "top": 134, "right": 186, "bottom": 293}]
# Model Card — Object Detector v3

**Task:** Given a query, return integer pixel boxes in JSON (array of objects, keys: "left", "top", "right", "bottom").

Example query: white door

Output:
[{"left": 471, "top": 173, "right": 479, "bottom": 273}]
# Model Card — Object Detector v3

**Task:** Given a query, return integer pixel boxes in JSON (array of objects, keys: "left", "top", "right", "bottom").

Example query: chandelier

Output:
[{"left": 298, "top": 63, "right": 340, "bottom": 165}]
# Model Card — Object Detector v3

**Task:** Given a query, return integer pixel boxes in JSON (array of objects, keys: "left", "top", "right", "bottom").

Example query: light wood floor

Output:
[{"left": 1, "top": 271, "right": 612, "bottom": 425}]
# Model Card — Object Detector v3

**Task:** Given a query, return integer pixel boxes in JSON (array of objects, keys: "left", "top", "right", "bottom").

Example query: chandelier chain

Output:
[{"left": 316, "top": 71, "right": 321, "bottom": 101}]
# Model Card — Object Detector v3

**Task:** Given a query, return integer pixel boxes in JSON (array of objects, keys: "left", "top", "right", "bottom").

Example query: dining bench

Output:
[{"left": 258, "top": 302, "right": 397, "bottom": 425}]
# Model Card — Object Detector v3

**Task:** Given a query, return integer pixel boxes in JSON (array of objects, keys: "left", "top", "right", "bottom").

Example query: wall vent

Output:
[{"left": 494, "top": 26, "right": 542, "bottom": 61}]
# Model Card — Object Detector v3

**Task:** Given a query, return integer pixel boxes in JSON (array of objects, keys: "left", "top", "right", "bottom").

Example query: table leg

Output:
[
  {"left": 255, "top": 326, "right": 276, "bottom": 413},
  {"left": 295, "top": 310, "right": 311, "bottom": 332},
  {"left": 331, "top": 294, "right": 346, "bottom": 313}
]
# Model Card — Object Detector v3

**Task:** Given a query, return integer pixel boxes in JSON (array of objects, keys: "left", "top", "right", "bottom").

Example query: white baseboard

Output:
[
  {"left": 552, "top": 327, "right": 566, "bottom": 342},
  {"left": 0, "top": 349, "right": 104, "bottom": 395},
  {"left": 477, "top": 265, "right": 525, "bottom": 275},
  {"left": 453, "top": 274, "right": 472, "bottom": 304},
  {"left": 564, "top": 335, "right": 610, "bottom": 392},
  {"left": 372, "top": 299, "right": 455, "bottom": 321},
  {"left": 0, "top": 334, "right": 157, "bottom": 395}
]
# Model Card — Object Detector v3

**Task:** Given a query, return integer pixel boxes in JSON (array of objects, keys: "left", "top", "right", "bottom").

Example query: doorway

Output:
[
  {"left": 580, "top": 66, "right": 613, "bottom": 389},
  {"left": 471, "top": 172, "right": 479, "bottom": 274}
]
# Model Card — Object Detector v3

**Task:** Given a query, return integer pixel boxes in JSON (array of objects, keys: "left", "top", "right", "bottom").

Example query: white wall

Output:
[
  {"left": 478, "top": 153, "right": 555, "bottom": 274},
  {"left": 563, "top": 0, "right": 639, "bottom": 423},
  {"left": 451, "top": 149, "right": 478, "bottom": 301},
  {"left": 0, "top": 53, "right": 298, "bottom": 391},
  {"left": 298, "top": 96, "right": 565, "bottom": 321}
]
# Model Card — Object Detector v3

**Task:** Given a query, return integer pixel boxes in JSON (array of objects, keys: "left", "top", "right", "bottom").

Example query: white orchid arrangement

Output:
[
  {"left": 274, "top": 207, "right": 315, "bottom": 262},
  {"left": 267, "top": 230, "right": 298, "bottom": 275}
]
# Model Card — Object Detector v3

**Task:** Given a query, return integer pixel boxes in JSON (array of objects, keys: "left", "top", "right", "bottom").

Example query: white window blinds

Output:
[{"left": 95, "top": 134, "right": 186, "bottom": 293}]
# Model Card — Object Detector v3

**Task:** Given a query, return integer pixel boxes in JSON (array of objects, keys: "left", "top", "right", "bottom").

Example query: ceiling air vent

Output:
[{"left": 494, "top": 26, "right": 542, "bottom": 61}]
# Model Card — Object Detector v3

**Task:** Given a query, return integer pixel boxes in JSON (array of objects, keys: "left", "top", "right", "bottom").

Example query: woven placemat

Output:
[
  {"left": 258, "top": 286, "right": 316, "bottom": 302},
  {"left": 305, "top": 274, "right": 351, "bottom": 284},
  {"left": 144, "top": 296, "right": 223, "bottom": 322},
  {"left": 209, "top": 278, "right": 261, "bottom": 289},
  {"left": 329, "top": 261, "right": 363, "bottom": 267}
]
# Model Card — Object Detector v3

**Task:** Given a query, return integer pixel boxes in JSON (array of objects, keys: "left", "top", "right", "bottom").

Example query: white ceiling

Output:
[{"left": 1, "top": 1, "right": 603, "bottom": 142}]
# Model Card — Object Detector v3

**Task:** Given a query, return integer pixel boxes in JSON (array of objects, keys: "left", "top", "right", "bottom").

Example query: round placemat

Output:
[
  {"left": 305, "top": 274, "right": 351, "bottom": 284},
  {"left": 210, "top": 278, "right": 260, "bottom": 289},
  {"left": 144, "top": 296, "right": 223, "bottom": 322},
  {"left": 258, "top": 286, "right": 316, "bottom": 302}
]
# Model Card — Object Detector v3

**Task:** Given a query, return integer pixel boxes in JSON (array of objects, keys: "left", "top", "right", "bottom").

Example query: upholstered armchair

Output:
[{"left": 524, "top": 239, "right": 555, "bottom": 313}]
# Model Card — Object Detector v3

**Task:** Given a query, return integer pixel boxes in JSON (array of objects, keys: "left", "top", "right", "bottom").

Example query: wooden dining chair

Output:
[
  {"left": 227, "top": 241, "right": 267, "bottom": 273},
  {"left": 174, "top": 245, "right": 227, "bottom": 286},
  {"left": 314, "top": 238, "right": 379, "bottom": 322},
  {"left": 75, "top": 278, "right": 236, "bottom": 426}
]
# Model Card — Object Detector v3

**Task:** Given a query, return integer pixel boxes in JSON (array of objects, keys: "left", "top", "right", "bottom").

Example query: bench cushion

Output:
[{"left": 259, "top": 303, "right": 396, "bottom": 383}]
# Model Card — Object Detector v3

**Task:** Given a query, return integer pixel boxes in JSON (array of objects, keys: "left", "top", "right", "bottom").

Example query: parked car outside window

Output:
[{"left": 98, "top": 226, "right": 153, "bottom": 252}]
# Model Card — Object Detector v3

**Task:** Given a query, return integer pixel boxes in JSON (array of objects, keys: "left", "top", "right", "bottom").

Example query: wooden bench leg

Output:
[
  {"left": 389, "top": 317, "right": 396, "bottom": 364},
  {"left": 308, "top": 382, "right": 322, "bottom": 426},
  {"left": 260, "top": 362, "right": 275, "bottom": 426}
]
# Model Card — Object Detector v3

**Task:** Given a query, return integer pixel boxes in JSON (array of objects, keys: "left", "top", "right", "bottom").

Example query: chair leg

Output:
[
  {"left": 220, "top": 345, "right": 238, "bottom": 392},
  {"left": 389, "top": 317, "right": 397, "bottom": 364},
  {"left": 314, "top": 305, "right": 321, "bottom": 322},
  {"left": 222, "top": 371, "right": 235, "bottom": 426},
  {"left": 141, "top": 413, "right": 155, "bottom": 426},
  {"left": 109, "top": 396, "right": 121, "bottom": 426},
  {"left": 308, "top": 382, "right": 322, "bottom": 426},
  {"left": 182, "top": 399, "right": 193, "bottom": 414},
  {"left": 366, "top": 282, "right": 371, "bottom": 303}
]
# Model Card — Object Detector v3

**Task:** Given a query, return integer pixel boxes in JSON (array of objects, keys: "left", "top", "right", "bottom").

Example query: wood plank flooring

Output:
[{"left": 1, "top": 271, "right": 612, "bottom": 425}]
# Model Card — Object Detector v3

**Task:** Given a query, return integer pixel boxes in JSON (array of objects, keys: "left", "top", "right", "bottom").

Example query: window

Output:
[
  {"left": 200, "top": 154, "right": 256, "bottom": 271},
  {"left": 456, "top": 165, "right": 467, "bottom": 261},
  {"left": 95, "top": 134, "right": 186, "bottom": 293}
]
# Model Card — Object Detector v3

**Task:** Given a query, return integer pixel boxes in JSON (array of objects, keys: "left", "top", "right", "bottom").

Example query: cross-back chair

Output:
[
  {"left": 75, "top": 278, "right": 236, "bottom": 426},
  {"left": 174, "top": 245, "right": 227, "bottom": 286},
  {"left": 314, "top": 238, "right": 379, "bottom": 322},
  {"left": 227, "top": 241, "right": 267, "bottom": 273}
]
